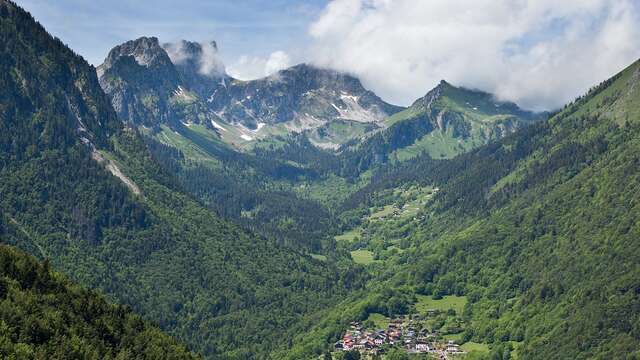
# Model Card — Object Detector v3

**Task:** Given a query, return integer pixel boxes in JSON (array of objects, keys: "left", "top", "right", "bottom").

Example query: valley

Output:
[{"left": 1, "top": 1, "right": 639, "bottom": 359}]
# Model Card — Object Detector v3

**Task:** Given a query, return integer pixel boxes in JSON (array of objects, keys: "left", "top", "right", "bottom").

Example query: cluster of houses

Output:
[{"left": 334, "top": 319, "right": 463, "bottom": 356}]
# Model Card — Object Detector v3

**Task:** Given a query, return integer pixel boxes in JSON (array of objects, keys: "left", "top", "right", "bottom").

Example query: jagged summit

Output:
[
  {"left": 100, "top": 36, "right": 172, "bottom": 71},
  {"left": 97, "top": 36, "right": 402, "bottom": 141},
  {"left": 413, "top": 79, "right": 451, "bottom": 109},
  {"left": 207, "top": 62, "right": 404, "bottom": 130},
  {"left": 98, "top": 37, "right": 227, "bottom": 126}
]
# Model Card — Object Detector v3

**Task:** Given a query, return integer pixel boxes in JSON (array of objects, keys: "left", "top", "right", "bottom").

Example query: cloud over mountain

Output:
[
  {"left": 308, "top": 0, "right": 640, "bottom": 110},
  {"left": 227, "top": 50, "right": 292, "bottom": 80}
]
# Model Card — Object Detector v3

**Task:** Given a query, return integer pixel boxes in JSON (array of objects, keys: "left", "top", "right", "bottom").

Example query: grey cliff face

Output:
[
  {"left": 207, "top": 64, "right": 404, "bottom": 129},
  {"left": 97, "top": 37, "right": 181, "bottom": 126},
  {"left": 98, "top": 37, "right": 403, "bottom": 134}
]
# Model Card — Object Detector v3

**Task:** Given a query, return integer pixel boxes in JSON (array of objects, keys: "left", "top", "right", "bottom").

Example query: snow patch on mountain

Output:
[{"left": 332, "top": 92, "right": 386, "bottom": 123}]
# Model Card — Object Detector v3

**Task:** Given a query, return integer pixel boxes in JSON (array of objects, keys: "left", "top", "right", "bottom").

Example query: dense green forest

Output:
[
  {"left": 144, "top": 129, "right": 341, "bottom": 251},
  {"left": 0, "top": 1, "right": 365, "bottom": 358},
  {"left": 0, "top": 241, "right": 200, "bottom": 359}
]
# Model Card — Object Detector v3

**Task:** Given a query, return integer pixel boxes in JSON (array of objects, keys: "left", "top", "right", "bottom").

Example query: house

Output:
[
  {"left": 426, "top": 309, "right": 439, "bottom": 317},
  {"left": 446, "top": 341, "right": 462, "bottom": 353},
  {"left": 416, "top": 342, "right": 430, "bottom": 353}
]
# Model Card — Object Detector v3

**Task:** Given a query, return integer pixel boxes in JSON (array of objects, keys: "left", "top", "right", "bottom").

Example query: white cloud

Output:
[
  {"left": 227, "top": 51, "right": 292, "bottom": 80},
  {"left": 199, "top": 41, "right": 226, "bottom": 76},
  {"left": 265, "top": 51, "right": 292, "bottom": 77},
  {"left": 308, "top": 0, "right": 640, "bottom": 110},
  {"left": 163, "top": 40, "right": 226, "bottom": 77},
  {"left": 163, "top": 41, "right": 190, "bottom": 64}
]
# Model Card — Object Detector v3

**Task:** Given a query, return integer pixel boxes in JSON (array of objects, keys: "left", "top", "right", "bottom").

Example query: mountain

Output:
[
  {"left": 288, "top": 59, "right": 640, "bottom": 358},
  {"left": 5, "top": 1, "right": 640, "bottom": 359},
  {"left": 207, "top": 63, "right": 404, "bottom": 147},
  {"left": 98, "top": 39, "right": 403, "bottom": 149},
  {"left": 338, "top": 80, "right": 546, "bottom": 176},
  {"left": 97, "top": 37, "right": 224, "bottom": 127},
  {"left": 97, "top": 39, "right": 369, "bottom": 250},
  {"left": 390, "top": 79, "right": 544, "bottom": 145},
  {"left": 0, "top": 2, "right": 364, "bottom": 359}
]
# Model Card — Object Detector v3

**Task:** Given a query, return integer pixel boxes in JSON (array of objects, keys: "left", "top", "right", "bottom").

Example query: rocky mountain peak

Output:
[
  {"left": 101, "top": 36, "right": 172, "bottom": 70},
  {"left": 207, "top": 62, "right": 403, "bottom": 130},
  {"left": 275, "top": 64, "right": 364, "bottom": 93},
  {"left": 414, "top": 79, "right": 450, "bottom": 109}
]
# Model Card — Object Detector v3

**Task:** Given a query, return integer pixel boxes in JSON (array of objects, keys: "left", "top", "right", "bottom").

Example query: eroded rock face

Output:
[
  {"left": 98, "top": 37, "right": 181, "bottom": 126},
  {"left": 206, "top": 64, "right": 404, "bottom": 129},
  {"left": 98, "top": 39, "right": 402, "bottom": 138}
]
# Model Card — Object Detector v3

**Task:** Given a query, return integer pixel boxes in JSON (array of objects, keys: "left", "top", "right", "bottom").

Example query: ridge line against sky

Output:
[{"left": 17, "top": 0, "right": 640, "bottom": 110}]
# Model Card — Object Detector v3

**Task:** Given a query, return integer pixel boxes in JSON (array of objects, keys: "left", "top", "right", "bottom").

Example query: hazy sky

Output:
[{"left": 17, "top": 0, "right": 640, "bottom": 110}]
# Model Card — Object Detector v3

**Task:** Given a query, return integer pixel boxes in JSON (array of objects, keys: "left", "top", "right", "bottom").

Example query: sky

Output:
[{"left": 17, "top": 0, "right": 640, "bottom": 110}]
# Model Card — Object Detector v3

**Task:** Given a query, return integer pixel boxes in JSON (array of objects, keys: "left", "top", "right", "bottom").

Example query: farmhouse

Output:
[
  {"left": 416, "top": 342, "right": 430, "bottom": 353},
  {"left": 446, "top": 340, "right": 462, "bottom": 353}
]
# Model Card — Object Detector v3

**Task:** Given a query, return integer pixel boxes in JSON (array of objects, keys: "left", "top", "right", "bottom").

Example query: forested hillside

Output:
[
  {"left": 0, "top": 1, "right": 365, "bottom": 358},
  {"left": 287, "top": 60, "right": 640, "bottom": 359},
  {"left": 0, "top": 241, "right": 199, "bottom": 359}
]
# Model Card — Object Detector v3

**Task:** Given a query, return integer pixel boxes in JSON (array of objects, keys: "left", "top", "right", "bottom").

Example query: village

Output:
[{"left": 334, "top": 315, "right": 465, "bottom": 359}]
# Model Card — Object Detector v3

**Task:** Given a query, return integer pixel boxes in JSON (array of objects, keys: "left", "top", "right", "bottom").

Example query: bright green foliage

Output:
[
  {"left": 339, "top": 80, "right": 545, "bottom": 175},
  {"left": 415, "top": 295, "right": 467, "bottom": 315},
  {"left": 291, "top": 61, "right": 640, "bottom": 359},
  {"left": 2, "top": 1, "right": 640, "bottom": 359},
  {"left": 0, "top": 244, "right": 200, "bottom": 359}
]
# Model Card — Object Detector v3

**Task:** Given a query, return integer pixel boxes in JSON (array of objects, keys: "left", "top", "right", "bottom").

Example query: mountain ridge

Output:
[{"left": 0, "top": 3, "right": 365, "bottom": 359}]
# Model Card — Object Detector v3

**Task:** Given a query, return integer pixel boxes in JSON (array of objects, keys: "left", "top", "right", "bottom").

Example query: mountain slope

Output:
[
  {"left": 0, "top": 2, "right": 364, "bottom": 359},
  {"left": 338, "top": 80, "right": 546, "bottom": 176},
  {"left": 98, "top": 39, "right": 352, "bottom": 250},
  {"left": 289, "top": 60, "right": 640, "bottom": 358},
  {"left": 0, "top": 241, "right": 200, "bottom": 359}
]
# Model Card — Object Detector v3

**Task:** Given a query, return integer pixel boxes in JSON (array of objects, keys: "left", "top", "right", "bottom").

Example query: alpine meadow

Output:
[{"left": 1, "top": 1, "right": 639, "bottom": 359}]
